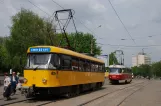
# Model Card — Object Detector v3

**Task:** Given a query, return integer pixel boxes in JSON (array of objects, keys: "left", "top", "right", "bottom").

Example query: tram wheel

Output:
[{"left": 125, "top": 80, "right": 128, "bottom": 84}]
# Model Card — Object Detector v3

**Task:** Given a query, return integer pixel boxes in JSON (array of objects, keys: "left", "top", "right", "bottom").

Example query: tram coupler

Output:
[{"left": 22, "top": 86, "right": 35, "bottom": 98}]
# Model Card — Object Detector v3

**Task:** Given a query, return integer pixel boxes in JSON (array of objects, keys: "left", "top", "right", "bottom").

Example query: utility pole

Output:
[
  {"left": 114, "top": 50, "right": 124, "bottom": 65},
  {"left": 99, "top": 54, "right": 108, "bottom": 67},
  {"left": 142, "top": 48, "right": 144, "bottom": 55},
  {"left": 90, "top": 25, "right": 101, "bottom": 55}
]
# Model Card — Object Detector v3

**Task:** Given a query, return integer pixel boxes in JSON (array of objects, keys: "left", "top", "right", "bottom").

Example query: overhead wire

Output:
[
  {"left": 108, "top": 0, "right": 136, "bottom": 45},
  {"left": 50, "top": 0, "right": 161, "bottom": 49},
  {"left": 27, "top": 0, "right": 161, "bottom": 49},
  {"left": 27, "top": 0, "right": 51, "bottom": 17},
  {"left": 27, "top": 0, "right": 56, "bottom": 45},
  {"left": 50, "top": 0, "right": 98, "bottom": 37},
  {"left": 98, "top": 43, "right": 161, "bottom": 48}
]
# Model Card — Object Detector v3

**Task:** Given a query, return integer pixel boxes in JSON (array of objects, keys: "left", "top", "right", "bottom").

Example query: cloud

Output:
[
  {"left": 150, "top": 11, "right": 161, "bottom": 23},
  {"left": 5, "top": 0, "right": 17, "bottom": 16},
  {"left": 1, "top": 0, "right": 161, "bottom": 65}
]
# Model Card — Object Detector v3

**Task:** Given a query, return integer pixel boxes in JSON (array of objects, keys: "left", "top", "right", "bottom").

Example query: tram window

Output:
[
  {"left": 86, "top": 61, "right": 90, "bottom": 72},
  {"left": 81, "top": 60, "right": 85, "bottom": 71},
  {"left": 93, "top": 63, "right": 98, "bottom": 72},
  {"left": 84, "top": 60, "right": 90, "bottom": 72},
  {"left": 79, "top": 60, "right": 82, "bottom": 71},
  {"left": 72, "top": 57, "right": 79, "bottom": 71},
  {"left": 83, "top": 60, "right": 86, "bottom": 71},
  {"left": 123, "top": 68, "right": 128, "bottom": 73},
  {"left": 49, "top": 54, "right": 60, "bottom": 69},
  {"left": 99, "top": 64, "right": 103, "bottom": 72},
  {"left": 26, "top": 54, "right": 51, "bottom": 69},
  {"left": 103, "top": 64, "right": 106, "bottom": 72},
  {"left": 79, "top": 59, "right": 85, "bottom": 71},
  {"left": 95, "top": 63, "right": 98, "bottom": 72},
  {"left": 122, "top": 68, "right": 126, "bottom": 73},
  {"left": 61, "top": 55, "right": 71, "bottom": 70},
  {"left": 109, "top": 68, "right": 122, "bottom": 73},
  {"left": 91, "top": 63, "right": 95, "bottom": 72},
  {"left": 93, "top": 63, "right": 96, "bottom": 72},
  {"left": 90, "top": 62, "right": 93, "bottom": 72}
]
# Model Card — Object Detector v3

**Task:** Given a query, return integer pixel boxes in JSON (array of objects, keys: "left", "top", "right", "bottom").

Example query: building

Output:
[{"left": 132, "top": 53, "right": 151, "bottom": 67}]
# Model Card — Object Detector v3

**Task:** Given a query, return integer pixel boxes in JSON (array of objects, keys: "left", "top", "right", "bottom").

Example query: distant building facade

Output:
[{"left": 132, "top": 53, "right": 151, "bottom": 67}]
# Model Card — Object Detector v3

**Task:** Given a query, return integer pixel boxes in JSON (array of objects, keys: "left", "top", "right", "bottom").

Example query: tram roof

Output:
[
  {"left": 109, "top": 65, "right": 126, "bottom": 68},
  {"left": 27, "top": 46, "right": 104, "bottom": 63}
]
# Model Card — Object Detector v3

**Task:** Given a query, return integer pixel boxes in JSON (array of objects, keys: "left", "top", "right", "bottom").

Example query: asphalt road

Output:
[
  {"left": 0, "top": 79, "right": 150, "bottom": 106},
  {"left": 0, "top": 76, "right": 4, "bottom": 80},
  {"left": 120, "top": 80, "right": 161, "bottom": 106}
]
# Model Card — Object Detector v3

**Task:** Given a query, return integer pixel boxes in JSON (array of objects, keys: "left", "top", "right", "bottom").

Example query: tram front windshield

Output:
[
  {"left": 26, "top": 53, "right": 51, "bottom": 69},
  {"left": 109, "top": 68, "right": 122, "bottom": 74}
]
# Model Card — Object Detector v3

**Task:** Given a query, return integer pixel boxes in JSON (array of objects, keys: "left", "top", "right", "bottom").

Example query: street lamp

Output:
[
  {"left": 142, "top": 48, "right": 148, "bottom": 55},
  {"left": 100, "top": 54, "right": 109, "bottom": 67},
  {"left": 91, "top": 25, "right": 102, "bottom": 54}
]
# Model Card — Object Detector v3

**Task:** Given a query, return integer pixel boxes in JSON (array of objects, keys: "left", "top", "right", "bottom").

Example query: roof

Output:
[
  {"left": 27, "top": 46, "right": 104, "bottom": 63},
  {"left": 109, "top": 65, "right": 126, "bottom": 68}
]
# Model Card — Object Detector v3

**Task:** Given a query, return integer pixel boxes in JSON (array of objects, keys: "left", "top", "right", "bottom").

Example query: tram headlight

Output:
[
  {"left": 23, "top": 78, "right": 28, "bottom": 83},
  {"left": 42, "top": 78, "right": 47, "bottom": 83}
]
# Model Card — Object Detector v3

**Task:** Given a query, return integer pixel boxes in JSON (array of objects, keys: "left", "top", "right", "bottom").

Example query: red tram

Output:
[{"left": 108, "top": 65, "right": 132, "bottom": 84}]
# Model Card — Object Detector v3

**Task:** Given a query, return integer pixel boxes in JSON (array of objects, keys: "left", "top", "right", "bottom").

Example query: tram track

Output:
[
  {"left": 33, "top": 80, "right": 148, "bottom": 106},
  {"left": 1, "top": 80, "right": 148, "bottom": 106},
  {"left": 77, "top": 81, "right": 149, "bottom": 106},
  {"left": 116, "top": 81, "right": 150, "bottom": 106},
  {"left": 0, "top": 79, "right": 108, "bottom": 106}
]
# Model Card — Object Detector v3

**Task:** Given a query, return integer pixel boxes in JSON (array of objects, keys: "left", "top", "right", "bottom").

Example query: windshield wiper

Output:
[{"left": 33, "top": 65, "right": 41, "bottom": 71}]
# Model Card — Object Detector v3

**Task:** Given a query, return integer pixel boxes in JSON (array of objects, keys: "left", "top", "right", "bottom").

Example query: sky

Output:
[{"left": 1, "top": 0, "right": 161, "bottom": 67}]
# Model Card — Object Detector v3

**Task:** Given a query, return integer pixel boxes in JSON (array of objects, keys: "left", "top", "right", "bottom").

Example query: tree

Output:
[
  {"left": 2, "top": 8, "right": 102, "bottom": 74},
  {"left": 57, "top": 32, "right": 101, "bottom": 56},
  {"left": 151, "top": 61, "right": 161, "bottom": 77},
  {"left": 5, "top": 8, "right": 56, "bottom": 73},
  {"left": 109, "top": 52, "right": 118, "bottom": 65},
  {"left": 132, "top": 64, "right": 152, "bottom": 77}
]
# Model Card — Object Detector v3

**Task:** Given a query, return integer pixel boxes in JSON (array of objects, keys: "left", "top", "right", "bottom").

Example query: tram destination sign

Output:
[{"left": 30, "top": 47, "right": 51, "bottom": 52}]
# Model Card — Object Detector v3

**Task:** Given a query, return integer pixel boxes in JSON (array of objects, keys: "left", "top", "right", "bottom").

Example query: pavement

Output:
[
  {"left": 1, "top": 79, "right": 145, "bottom": 106},
  {"left": 1, "top": 79, "right": 160, "bottom": 106},
  {"left": 120, "top": 80, "right": 161, "bottom": 106}
]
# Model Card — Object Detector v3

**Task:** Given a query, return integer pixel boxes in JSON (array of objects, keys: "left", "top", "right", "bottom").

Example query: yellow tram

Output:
[{"left": 22, "top": 46, "right": 105, "bottom": 98}]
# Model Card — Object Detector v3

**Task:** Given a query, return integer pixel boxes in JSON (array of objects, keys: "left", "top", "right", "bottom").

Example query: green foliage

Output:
[
  {"left": 151, "top": 61, "right": 161, "bottom": 77},
  {"left": 132, "top": 62, "right": 161, "bottom": 78},
  {"left": 105, "top": 67, "right": 109, "bottom": 72},
  {"left": 54, "top": 32, "right": 101, "bottom": 55},
  {"left": 109, "top": 52, "right": 118, "bottom": 65},
  {"left": 59, "top": 32, "right": 101, "bottom": 55},
  {"left": 4, "top": 8, "right": 56, "bottom": 73},
  {"left": 0, "top": 8, "right": 101, "bottom": 74}
]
